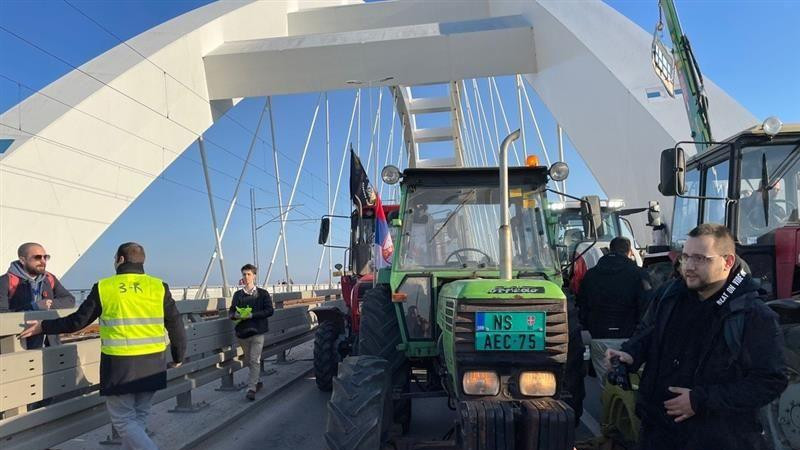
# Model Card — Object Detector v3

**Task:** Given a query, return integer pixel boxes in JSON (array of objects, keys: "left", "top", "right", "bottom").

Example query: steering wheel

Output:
[
  {"left": 445, "top": 248, "right": 494, "bottom": 266},
  {"left": 744, "top": 199, "right": 795, "bottom": 234}
]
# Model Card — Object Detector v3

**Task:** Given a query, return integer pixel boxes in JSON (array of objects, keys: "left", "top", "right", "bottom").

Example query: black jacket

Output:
[
  {"left": 621, "top": 266, "right": 788, "bottom": 449},
  {"left": 576, "top": 253, "right": 649, "bottom": 339},
  {"left": 229, "top": 287, "right": 273, "bottom": 337},
  {"left": 0, "top": 270, "right": 75, "bottom": 312},
  {"left": 41, "top": 263, "right": 187, "bottom": 396}
]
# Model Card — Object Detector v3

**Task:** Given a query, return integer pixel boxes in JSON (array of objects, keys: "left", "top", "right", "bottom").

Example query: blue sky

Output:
[{"left": 1, "top": 0, "right": 798, "bottom": 289}]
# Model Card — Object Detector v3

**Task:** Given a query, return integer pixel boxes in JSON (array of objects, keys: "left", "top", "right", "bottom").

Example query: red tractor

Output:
[
  {"left": 313, "top": 202, "right": 399, "bottom": 391},
  {"left": 658, "top": 120, "right": 800, "bottom": 450}
]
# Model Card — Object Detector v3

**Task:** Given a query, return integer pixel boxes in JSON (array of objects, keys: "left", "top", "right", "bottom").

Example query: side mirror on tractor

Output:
[
  {"left": 581, "top": 195, "right": 604, "bottom": 239},
  {"left": 318, "top": 217, "right": 331, "bottom": 245},
  {"left": 647, "top": 200, "right": 662, "bottom": 227},
  {"left": 659, "top": 147, "right": 686, "bottom": 196}
]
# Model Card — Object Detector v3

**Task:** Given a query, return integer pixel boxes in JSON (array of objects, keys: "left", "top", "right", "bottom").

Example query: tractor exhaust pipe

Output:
[{"left": 499, "top": 129, "right": 521, "bottom": 280}]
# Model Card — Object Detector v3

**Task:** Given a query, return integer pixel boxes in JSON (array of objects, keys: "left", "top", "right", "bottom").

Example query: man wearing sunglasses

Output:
[
  {"left": 604, "top": 224, "right": 787, "bottom": 450},
  {"left": 0, "top": 242, "right": 75, "bottom": 348}
]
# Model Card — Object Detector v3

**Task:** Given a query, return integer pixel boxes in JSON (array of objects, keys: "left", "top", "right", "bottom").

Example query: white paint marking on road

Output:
[{"left": 581, "top": 408, "right": 602, "bottom": 437}]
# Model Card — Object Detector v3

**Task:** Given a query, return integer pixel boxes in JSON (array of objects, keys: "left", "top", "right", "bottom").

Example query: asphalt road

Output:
[{"left": 195, "top": 372, "right": 605, "bottom": 450}]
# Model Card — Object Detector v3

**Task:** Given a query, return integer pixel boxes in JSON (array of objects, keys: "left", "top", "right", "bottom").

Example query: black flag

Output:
[{"left": 349, "top": 146, "right": 374, "bottom": 207}]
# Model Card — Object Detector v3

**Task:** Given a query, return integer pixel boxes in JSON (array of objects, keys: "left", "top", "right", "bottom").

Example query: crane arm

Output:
[{"left": 659, "top": 0, "right": 714, "bottom": 152}]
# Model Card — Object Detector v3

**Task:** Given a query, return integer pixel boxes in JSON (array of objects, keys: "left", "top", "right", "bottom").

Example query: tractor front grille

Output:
[{"left": 454, "top": 299, "right": 568, "bottom": 364}]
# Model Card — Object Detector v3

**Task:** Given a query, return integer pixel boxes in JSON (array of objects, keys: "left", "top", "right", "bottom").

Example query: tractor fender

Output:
[{"left": 311, "top": 303, "right": 349, "bottom": 330}]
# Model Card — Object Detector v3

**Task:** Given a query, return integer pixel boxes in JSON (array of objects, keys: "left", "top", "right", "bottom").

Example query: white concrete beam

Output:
[
  {"left": 287, "top": 0, "right": 491, "bottom": 36},
  {"left": 414, "top": 127, "right": 453, "bottom": 143},
  {"left": 203, "top": 15, "right": 536, "bottom": 99},
  {"left": 408, "top": 97, "right": 451, "bottom": 114}
]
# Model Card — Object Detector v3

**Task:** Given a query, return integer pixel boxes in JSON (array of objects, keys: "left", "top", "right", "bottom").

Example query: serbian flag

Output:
[{"left": 373, "top": 193, "right": 394, "bottom": 269}]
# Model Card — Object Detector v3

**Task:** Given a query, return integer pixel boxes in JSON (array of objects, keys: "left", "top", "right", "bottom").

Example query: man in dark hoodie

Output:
[
  {"left": 605, "top": 224, "right": 787, "bottom": 450},
  {"left": 19, "top": 242, "right": 186, "bottom": 450},
  {"left": 576, "top": 236, "right": 650, "bottom": 339},
  {"left": 0, "top": 242, "right": 75, "bottom": 348}
]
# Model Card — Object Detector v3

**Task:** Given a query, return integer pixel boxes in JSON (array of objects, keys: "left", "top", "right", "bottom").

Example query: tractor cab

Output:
[
  {"left": 660, "top": 120, "right": 800, "bottom": 299},
  {"left": 390, "top": 167, "right": 561, "bottom": 348}
]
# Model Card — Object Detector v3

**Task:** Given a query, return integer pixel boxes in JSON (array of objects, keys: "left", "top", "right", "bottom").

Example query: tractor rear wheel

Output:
[
  {"left": 358, "top": 284, "right": 411, "bottom": 434},
  {"left": 314, "top": 320, "right": 341, "bottom": 391},
  {"left": 324, "top": 355, "right": 391, "bottom": 450}
]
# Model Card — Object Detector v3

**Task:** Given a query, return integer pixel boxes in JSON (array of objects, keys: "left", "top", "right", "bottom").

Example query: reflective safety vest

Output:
[{"left": 98, "top": 274, "right": 166, "bottom": 356}]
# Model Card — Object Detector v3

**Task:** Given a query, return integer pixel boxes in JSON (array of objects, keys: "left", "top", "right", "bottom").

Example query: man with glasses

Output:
[
  {"left": 0, "top": 242, "right": 75, "bottom": 348},
  {"left": 604, "top": 224, "right": 787, "bottom": 450}
]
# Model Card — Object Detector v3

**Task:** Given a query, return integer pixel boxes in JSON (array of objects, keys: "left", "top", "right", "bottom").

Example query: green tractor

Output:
[{"left": 324, "top": 131, "right": 588, "bottom": 450}]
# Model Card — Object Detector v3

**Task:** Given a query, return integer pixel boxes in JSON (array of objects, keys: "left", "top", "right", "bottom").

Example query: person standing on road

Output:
[
  {"left": 605, "top": 224, "right": 787, "bottom": 450},
  {"left": 19, "top": 242, "right": 186, "bottom": 450},
  {"left": 1, "top": 242, "right": 75, "bottom": 348},
  {"left": 229, "top": 264, "right": 274, "bottom": 401},
  {"left": 576, "top": 236, "right": 650, "bottom": 339}
]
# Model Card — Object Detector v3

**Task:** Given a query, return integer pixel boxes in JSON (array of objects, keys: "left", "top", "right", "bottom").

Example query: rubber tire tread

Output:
[
  {"left": 357, "top": 284, "right": 405, "bottom": 373},
  {"left": 325, "top": 355, "right": 390, "bottom": 450},
  {"left": 314, "top": 320, "right": 340, "bottom": 391},
  {"left": 357, "top": 284, "right": 411, "bottom": 432}
]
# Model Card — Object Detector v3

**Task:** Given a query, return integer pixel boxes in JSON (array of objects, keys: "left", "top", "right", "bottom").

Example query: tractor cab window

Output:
[
  {"left": 703, "top": 160, "right": 730, "bottom": 225},
  {"left": 552, "top": 209, "right": 619, "bottom": 263},
  {"left": 670, "top": 167, "right": 701, "bottom": 247},
  {"left": 399, "top": 185, "right": 555, "bottom": 271},
  {"left": 737, "top": 144, "right": 800, "bottom": 244}
]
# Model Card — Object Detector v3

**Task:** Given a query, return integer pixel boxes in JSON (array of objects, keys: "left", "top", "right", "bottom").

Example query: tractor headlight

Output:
[
  {"left": 519, "top": 371, "right": 556, "bottom": 396},
  {"left": 462, "top": 371, "right": 500, "bottom": 396},
  {"left": 381, "top": 165, "right": 401, "bottom": 185},
  {"left": 549, "top": 162, "right": 569, "bottom": 181}
]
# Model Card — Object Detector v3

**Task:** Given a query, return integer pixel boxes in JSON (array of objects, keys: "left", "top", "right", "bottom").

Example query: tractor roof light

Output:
[
  {"left": 462, "top": 371, "right": 500, "bottom": 396},
  {"left": 763, "top": 116, "right": 783, "bottom": 137},
  {"left": 549, "top": 162, "right": 569, "bottom": 182},
  {"left": 381, "top": 165, "right": 401, "bottom": 185},
  {"left": 526, "top": 155, "right": 540, "bottom": 167},
  {"left": 607, "top": 199, "right": 626, "bottom": 209}
]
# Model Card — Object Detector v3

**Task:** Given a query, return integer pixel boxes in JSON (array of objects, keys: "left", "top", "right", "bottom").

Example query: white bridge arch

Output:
[{"left": 0, "top": 0, "right": 755, "bottom": 275}]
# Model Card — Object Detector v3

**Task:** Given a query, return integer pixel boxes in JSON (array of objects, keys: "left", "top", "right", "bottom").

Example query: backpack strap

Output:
[
  {"left": 7, "top": 273, "right": 56, "bottom": 298},
  {"left": 45, "top": 273, "right": 55, "bottom": 290},
  {"left": 8, "top": 273, "right": 20, "bottom": 298}
]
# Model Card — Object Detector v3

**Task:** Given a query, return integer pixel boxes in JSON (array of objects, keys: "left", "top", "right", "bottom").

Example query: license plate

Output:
[{"left": 475, "top": 311, "right": 545, "bottom": 351}]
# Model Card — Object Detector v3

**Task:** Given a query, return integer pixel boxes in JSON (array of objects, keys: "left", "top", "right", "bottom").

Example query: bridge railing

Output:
[
  {"left": 0, "top": 288, "right": 342, "bottom": 450},
  {"left": 68, "top": 283, "right": 341, "bottom": 302}
]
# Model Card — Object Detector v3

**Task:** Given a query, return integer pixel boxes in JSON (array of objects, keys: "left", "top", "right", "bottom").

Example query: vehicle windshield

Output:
[
  {"left": 737, "top": 143, "right": 800, "bottom": 243},
  {"left": 399, "top": 185, "right": 556, "bottom": 271},
  {"left": 553, "top": 209, "right": 620, "bottom": 244},
  {"left": 552, "top": 208, "right": 621, "bottom": 262}
]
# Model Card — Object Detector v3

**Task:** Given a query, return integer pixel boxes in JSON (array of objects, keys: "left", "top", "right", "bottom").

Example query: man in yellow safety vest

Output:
[{"left": 20, "top": 242, "right": 186, "bottom": 450}]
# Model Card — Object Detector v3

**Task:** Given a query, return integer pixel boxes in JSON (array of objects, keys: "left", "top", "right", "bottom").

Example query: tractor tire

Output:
[
  {"left": 325, "top": 355, "right": 391, "bottom": 450},
  {"left": 358, "top": 285, "right": 404, "bottom": 371},
  {"left": 314, "top": 320, "right": 341, "bottom": 391},
  {"left": 358, "top": 284, "right": 411, "bottom": 433},
  {"left": 760, "top": 323, "right": 800, "bottom": 450}
]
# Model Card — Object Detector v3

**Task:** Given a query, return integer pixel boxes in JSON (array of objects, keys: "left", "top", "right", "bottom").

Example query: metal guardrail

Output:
[
  {"left": 0, "top": 289, "right": 342, "bottom": 450},
  {"left": 68, "top": 283, "right": 341, "bottom": 302}
]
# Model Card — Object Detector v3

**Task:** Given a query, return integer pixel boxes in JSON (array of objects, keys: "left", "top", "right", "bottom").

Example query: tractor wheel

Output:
[
  {"left": 358, "top": 285, "right": 404, "bottom": 371},
  {"left": 358, "top": 285, "right": 411, "bottom": 434},
  {"left": 760, "top": 323, "right": 800, "bottom": 450},
  {"left": 314, "top": 320, "right": 342, "bottom": 391},
  {"left": 325, "top": 356, "right": 391, "bottom": 450}
]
